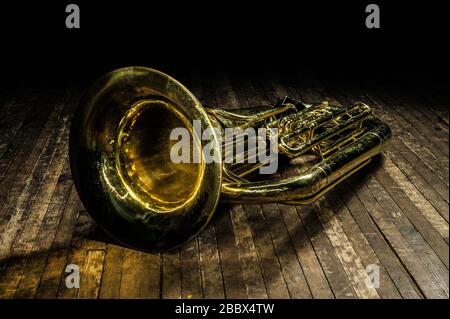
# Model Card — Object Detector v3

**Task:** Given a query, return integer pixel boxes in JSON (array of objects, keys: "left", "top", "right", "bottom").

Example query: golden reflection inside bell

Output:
[{"left": 115, "top": 98, "right": 204, "bottom": 212}]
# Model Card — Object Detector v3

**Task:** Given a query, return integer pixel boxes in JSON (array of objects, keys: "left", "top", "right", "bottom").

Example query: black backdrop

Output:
[{"left": 1, "top": 1, "right": 449, "bottom": 88}]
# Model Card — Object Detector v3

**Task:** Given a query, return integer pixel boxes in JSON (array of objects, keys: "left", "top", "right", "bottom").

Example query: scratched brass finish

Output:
[{"left": 69, "top": 67, "right": 391, "bottom": 252}]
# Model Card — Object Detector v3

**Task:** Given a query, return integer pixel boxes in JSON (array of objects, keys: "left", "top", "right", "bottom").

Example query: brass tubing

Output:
[{"left": 221, "top": 117, "right": 390, "bottom": 204}]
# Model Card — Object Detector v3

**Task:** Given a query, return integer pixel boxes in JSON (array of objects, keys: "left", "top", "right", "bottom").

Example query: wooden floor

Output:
[{"left": 0, "top": 74, "right": 448, "bottom": 299}]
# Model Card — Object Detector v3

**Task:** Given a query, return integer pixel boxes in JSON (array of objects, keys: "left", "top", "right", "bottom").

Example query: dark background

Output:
[{"left": 1, "top": 1, "right": 449, "bottom": 88}]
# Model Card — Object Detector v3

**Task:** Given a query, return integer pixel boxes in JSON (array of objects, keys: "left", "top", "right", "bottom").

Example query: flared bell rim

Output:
[{"left": 69, "top": 66, "right": 223, "bottom": 252}]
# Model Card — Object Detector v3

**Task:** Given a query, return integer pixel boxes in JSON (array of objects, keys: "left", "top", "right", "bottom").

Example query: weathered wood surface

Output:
[{"left": 0, "top": 76, "right": 448, "bottom": 299}]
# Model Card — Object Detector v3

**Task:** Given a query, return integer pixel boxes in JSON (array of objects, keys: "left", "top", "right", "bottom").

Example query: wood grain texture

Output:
[{"left": 0, "top": 78, "right": 447, "bottom": 299}]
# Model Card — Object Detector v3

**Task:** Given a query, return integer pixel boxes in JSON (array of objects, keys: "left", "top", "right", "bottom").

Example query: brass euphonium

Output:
[{"left": 69, "top": 67, "right": 391, "bottom": 252}]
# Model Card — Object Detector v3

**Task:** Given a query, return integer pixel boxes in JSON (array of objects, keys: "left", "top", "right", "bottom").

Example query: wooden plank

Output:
[
  {"left": 0, "top": 97, "right": 72, "bottom": 298},
  {"left": 325, "top": 188, "right": 403, "bottom": 299},
  {"left": 161, "top": 249, "right": 181, "bottom": 299},
  {"left": 395, "top": 85, "right": 449, "bottom": 134},
  {"left": 365, "top": 172, "right": 449, "bottom": 293},
  {"left": 296, "top": 204, "right": 357, "bottom": 298},
  {"left": 213, "top": 205, "right": 247, "bottom": 299},
  {"left": 35, "top": 186, "right": 82, "bottom": 298},
  {"left": 324, "top": 85, "right": 448, "bottom": 252},
  {"left": 243, "top": 204, "right": 290, "bottom": 299},
  {"left": 77, "top": 250, "right": 105, "bottom": 299},
  {"left": 0, "top": 95, "right": 65, "bottom": 251},
  {"left": 319, "top": 82, "right": 449, "bottom": 215},
  {"left": 384, "top": 86, "right": 449, "bottom": 158},
  {"left": 227, "top": 205, "right": 268, "bottom": 299},
  {"left": 0, "top": 91, "right": 77, "bottom": 243},
  {"left": 179, "top": 238, "right": 203, "bottom": 299},
  {"left": 384, "top": 148, "right": 449, "bottom": 223},
  {"left": 315, "top": 83, "right": 449, "bottom": 295},
  {"left": 0, "top": 114, "right": 69, "bottom": 259},
  {"left": 277, "top": 202, "right": 335, "bottom": 298},
  {"left": 0, "top": 90, "right": 40, "bottom": 159},
  {"left": 5, "top": 127, "right": 69, "bottom": 252},
  {"left": 198, "top": 223, "right": 226, "bottom": 299},
  {"left": 288, "top": 155, "right": 404, "bottom": 299},
  {"left": 384, "top": 136, "right": 448, "bottom": 203},
  {"left": 119, "top": 249, "right": 160, "bottom": 299},
  {"left": 98, "top": 244, "right": 125, "bottom": 299},
  {"left": 376, "top": 157, "right": 448, "bottom": 245},
  {"left": 371, "top": 167, "right": 449, "bottom": 269},
  {"left": 363, "top": 91, "right": 449, "bottom": 187},
  {"left": 338, "top": 182, "right": 423, "bottom": 298},
  {"left": 326, "top": 86, "right": 449, "bottom": 267},
  {"left": 259, "top": 203, "right": 312, "bottom": 298},
  {"left": 0, "top": 101, "right": 32, "bottom": 158},
  {"left": 312, "top": 198, "right": 380, "bottom": 299},
  {"left": 391, "top": 98, "right": 448, "bottom": 158},
  {"left": 57, "top": 209, "right": 108, "bottom": 299},
  {"left": 35, "top": 249, "right": 69, "bottom": 299},
  {"left": 314, "top": 81, "right": 446, "bottom": 298},
  {"left": 13, "top": 157, "right": 73, "bottom": 298},
  {"left": 351, "top": 176, "right": 447, "bottom": 298},
  {"left": 319, "top": 84, "right": 449, "bottom": 195},
  {"left": 411, "top": 87, "right": 450, "bottom": 126},
  {"left": 0, "top": 93, "right": 58, "bottom": 181}
]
